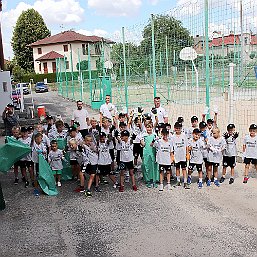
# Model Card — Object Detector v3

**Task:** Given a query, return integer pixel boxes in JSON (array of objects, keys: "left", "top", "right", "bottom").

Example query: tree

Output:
[
  {"left": 141, "top": 14, "right": 193, "bottom": 57},
  {"left": 11, "top": 9, "right": 50, "bottom": 72},
  {"left": 76, "top": 60, "right": 88, "bottom": 71}
]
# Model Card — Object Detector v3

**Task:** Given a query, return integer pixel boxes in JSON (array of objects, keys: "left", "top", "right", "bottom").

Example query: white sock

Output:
[
  {"left": 199, "top": 178, "right": 203, "bottom": 183},
  {"left": 177, "top": 176, "right": 180, "bottom": 182},
  {"left": 214, "top": 177, "right": 217, "bottom": 181},
  {"left": 184, "top": 177, "right": 187, "bottom": 184}
]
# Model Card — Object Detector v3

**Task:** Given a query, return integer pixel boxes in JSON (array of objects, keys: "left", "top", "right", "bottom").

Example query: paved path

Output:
[{"left": 1, "top": 91, "right": 257, "bottom": 257}]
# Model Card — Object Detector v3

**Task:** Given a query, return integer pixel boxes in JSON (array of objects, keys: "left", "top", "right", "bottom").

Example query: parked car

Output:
[
  {"left": 35, "top": 82, "right": 49, "bottom": 93},
  {"left": 15, "top": 83, "right": 30, "bottom": 95}
]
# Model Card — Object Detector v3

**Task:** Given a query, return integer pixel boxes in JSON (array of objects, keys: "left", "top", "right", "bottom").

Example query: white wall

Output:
[{"left": 0, "top": 71, "right": 12, "bottom": 113}]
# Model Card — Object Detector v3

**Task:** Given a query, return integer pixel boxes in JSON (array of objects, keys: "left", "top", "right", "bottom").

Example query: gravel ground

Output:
[{"left": 1, "top": 91, "right": 257, "bottom": 257}]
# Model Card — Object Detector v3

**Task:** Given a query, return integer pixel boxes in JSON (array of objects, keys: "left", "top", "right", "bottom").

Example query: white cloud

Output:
[
  {"left": 1, "top": 0, "right": 85, "bottom": 58},
  {"left": 77, "top": 29, "right": 108, "bottom": 37},
  {"left": 149, "top": 0, "right": 159, "bottom": 6},
  {"left": 88, "top": 0, "right": 142, "bottom": 17}
]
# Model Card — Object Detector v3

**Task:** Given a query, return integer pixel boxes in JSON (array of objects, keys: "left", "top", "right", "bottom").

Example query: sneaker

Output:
[
  {"left": 57, "top": 181, "right": 62, "bottom": 187},
  {"left": 198, "top": 181, "right": 203, "bottom": 189},
  {"left": 74, "top": 187, "right": 85, "bottom": 193},
  {"left": 103, "top": 179, "right": 109, "bottom": 185},
  {"left": 184, "top": 183, "right": 190, "bottom": 189},
  {"left": 119, "top": 185, "right": 124, "bottom": 192},
  {"left": 229, "top": 178, "right": 234, "bottom": 184},
  {"left": 170, "top": 175, "right": 175, "bottom": 181},
  {"left": 22, "top": 177, "right": 26, "bottom": 182},
  {"left": 159, "top": 184, "right": 164, "bottom": 191},
  {"left": 86, "top": 190, "right": 92, "bottom": 197},
  {"left": 173, "top": 181, "right": 181, "bottom": 187},
  {"left": 206, "top": 180, "right": 211, "bottom": 187},
  {"left": 14, "top": 178, "right": 19, "bottom": 185},
  {"left": 187, "top": 176, "right": 192, "bottom": 185},
  {"left": 243, "top": 177, "right": 249, "bottom": 184},
  {"left": 220, "top": 177, "right": 225, "bottom": 183},
  {"left": 153, "top": 183, "right": 158, "bottom": 188},
  {"left": 214, "top": 180, "right": 220, "bottom": 187},
  {"left": 125, "top": 176, "right": 130, "bottom": 183},
  {"left": 95, "top": 186, "right": 101, "bottom": 192},
  {"left": 33, "top": 188, "right": 40, "bottom": 196},
  {"left": 25, "top": 181, "right": 29, "bottom": 188},
  {"left": 167, "top": 184, "right": 172, "bottom": 190},
  {"left": 132, "top": 185, "right": 137, "bottom": 191}
]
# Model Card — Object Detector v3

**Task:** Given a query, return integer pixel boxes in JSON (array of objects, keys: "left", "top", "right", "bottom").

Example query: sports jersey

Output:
[
  {"left": 84, "top": 144, "right": 98, "bottom": 165},
  {"left": 120, "top": 140, "right": 134, "bottom": 162},
  {"left": 207, "top": 137, "right": 226, "bottom": 163},
  {"left": 100, "top": 103, "right": 117, "bottom": 120},
  {"left": 48, "top": 149, "right": 63, "bottom": 170},
  {"left": 243, "top": 135, "right": 257, "bottom": 159},
  {"left": 172, "top": 133, "right": 188, "bottom": 163},
  {"left": 66, "top": 133, "right": 83, "bottom": 146},
  {"left": 154, "top": 139, "right": 173, "bottom": 165},
  {"left": 185, "top": 126, "right": 198, "bottom": 140},
  {"left": 42, "top": 134, "right": 50, "bottom": 148},
  {"left": 31, "top": 142, "right": 47, "bottom": 163},
  {"left": 150, "top": 106, "right": 168, "bottom": 124},
  {"left": 48, "top": 130, "right": 67, "bottom": 141},
  {"left": 131, "top": 124, "right": 143, "bottom": 143},
  {"left": 101, "top": 126, "right": 115, "bottom": 149},
  {"left": 98, "top": 141, "right": 112, "bottom": 165},
  {"left": 19, "top": 137, "right": 32, "bottom": 161},
  {"left": 223, "top": 135, "right": 237, "bottom": 157},
  {"left": 71, "top": 109, "right": 89, "bottom": 130},
  {"left": 188, "top": 138, "right": 204, "bottom": 164}
]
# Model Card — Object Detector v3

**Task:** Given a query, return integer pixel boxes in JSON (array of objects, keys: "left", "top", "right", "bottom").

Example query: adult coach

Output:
[
  {"left": 2, "top": 103, "right": 19, "bottom": 136},
  {"left": 99, "top": 95, "right": 117, "bottom": 125},
  {"left": 71, "top": 100, "right": 90, "bottom": 138},
  {"left": 151, "top": 96, "right": 168, "bottom": 124}
]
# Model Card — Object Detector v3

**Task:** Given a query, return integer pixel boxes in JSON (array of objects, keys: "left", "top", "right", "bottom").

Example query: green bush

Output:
[{"left": 20, "top": 73, "right": 57, "bottom": 83}]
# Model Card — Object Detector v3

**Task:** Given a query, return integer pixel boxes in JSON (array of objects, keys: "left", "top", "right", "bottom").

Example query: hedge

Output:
[{"left": 20, "top": 70, "right": 100, "bottom": 83}]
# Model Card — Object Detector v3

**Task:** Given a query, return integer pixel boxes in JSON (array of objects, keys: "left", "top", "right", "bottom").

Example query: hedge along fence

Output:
[{"left": 20, "top": 71, "right": 100, "bottom": 84}]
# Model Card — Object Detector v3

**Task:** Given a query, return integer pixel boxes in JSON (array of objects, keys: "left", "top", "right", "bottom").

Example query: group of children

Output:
[{"left": 9, "top": 106, "right": 257, "bottom": 196}]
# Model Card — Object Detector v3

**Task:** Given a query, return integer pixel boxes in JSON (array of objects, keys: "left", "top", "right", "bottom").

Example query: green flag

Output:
[
  {"left": 0, "top": 137, "right": 31, "bottom": 173},
  {"left": 38, "top": 154, "right": 58, "bottom": 196}
]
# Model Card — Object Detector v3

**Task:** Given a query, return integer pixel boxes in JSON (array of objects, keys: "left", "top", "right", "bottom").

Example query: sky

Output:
[{"left": 0, "top": 0, "right": 178, "bottom": 59}]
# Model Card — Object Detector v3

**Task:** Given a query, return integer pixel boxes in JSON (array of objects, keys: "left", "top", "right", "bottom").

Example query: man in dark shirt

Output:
[{"left": 2, "top": 103, "right": 19, "bottom": 136}]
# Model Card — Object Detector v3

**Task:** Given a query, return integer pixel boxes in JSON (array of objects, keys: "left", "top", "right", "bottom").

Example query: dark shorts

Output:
[
  {"left": 244, "top": 158, "right": 257, "bottom": 165},
  {"left": 208, "top": 162, "right": 219, "bottom": 167},
  {"left": 85, "top": 164, "right": 98, "bottom": 175},
  {"left": 223, "top": 156, "right": 236, "bottom": 168},
  {"left": 116, "top": 150, "right": 120, "bottom": 164},
  {"left": 188, "top": 163, "right": 202, "bottom": 172},
  {"left": 159, "top": 165, "right": 171, "bottom": 173},
  {"left": 70, "top": 159, "right": 79, "bottom": 165},
  {"left": 109, "top": 149, "right": 115, "bottom": 161},
  {"left": 98, "top": 164, "right": 112, "bottom": 176},
  {"left": 79, "top": 129, "right": 89, "bottom": 139},
  {"left": 203, "top": 158, "right": 208, "bottom": 163},
  {"left": 14, "top": 161, "right": 21, "bottom": 168},
  {"left": 19, "top": 161, "right": 34, "bottom": 169},
  {"left": 119, "top": 161, "right": 134, "bottom": 171},
  {"left": 133, "top": 143, "right": 143, "bottom": 159},
  {"left": 175, "top": 161, "right": 187, "bottom": 169}
]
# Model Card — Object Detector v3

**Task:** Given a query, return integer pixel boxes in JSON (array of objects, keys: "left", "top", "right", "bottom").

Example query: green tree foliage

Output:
[
  {"left": 76, "top": 60, "right": 88, "bottom": 71},
  {"left": 11, "top": 9, "right": 51, "bottom": 72}
]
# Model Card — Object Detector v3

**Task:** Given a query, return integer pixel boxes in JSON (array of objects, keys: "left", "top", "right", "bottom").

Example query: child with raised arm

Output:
[
  {"left": 118, "top": 130, "right": 137, "bottom": 192},
  {"left": 172, "top": 122, "right": 190, "bottom": 189},
  {"left": 206, "top": 128, "right": 226, "bottom": 187},
  {"left": 220, "top": 124, "right": 238, "bottom": 184},
  {"left": 187, "top": 128, "right": 204, "bottom": 189},
  {"left": 48, "top": 140, "right": 64, "bottom": 187},
  {"left": 242, "top": 124, "right": 257, "bottom": 184},
  {"left": 153, "top": 128, "right": 173, "bottom": 191},
  {"left": 140, "top": 122, "right": 158, "bottom": 188}
]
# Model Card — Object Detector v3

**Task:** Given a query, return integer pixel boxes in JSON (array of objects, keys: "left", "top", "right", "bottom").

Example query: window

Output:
[
  {"left": 66, "top": 61, "right": 69, "bottom": 69},
  {"left": 52, "top": 62, "right": 56, "bottom": 73},
  {"left": 63, "top": 45, "right": 68, "bottom": 52},
  {"left": 38, "top": 48, "right": 42, "bottom": 54},
  {"left": 39, "top": 63, "right": 41, "bottom": 72},
  {"left": 95, "top": 43, "right": 101, "bottom": 55},
  {"left": 82, "top": 44, "right": 88, "bottom": 55},
  {"left": 3, "top": 82, "right": 7, "bottom": 92}
]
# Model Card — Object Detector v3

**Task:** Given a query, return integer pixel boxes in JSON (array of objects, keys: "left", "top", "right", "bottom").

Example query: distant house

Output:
[
  {"left": 193, "top": 33, "right": 257, "bottom": 61},
  {"left": 29, "top": 30, "right": 115, "bottom": 74}
]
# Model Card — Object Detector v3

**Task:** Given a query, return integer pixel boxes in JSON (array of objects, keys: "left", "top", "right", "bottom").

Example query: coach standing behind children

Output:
[
  {"left": 150, "top": 97, "right": 168, "bottom": 125},
  {"left": 99, "top": 95, "right": 117, "bottom": 126},
  {"left": 71, "top": 100, "right": 90, "bottom": 139}
]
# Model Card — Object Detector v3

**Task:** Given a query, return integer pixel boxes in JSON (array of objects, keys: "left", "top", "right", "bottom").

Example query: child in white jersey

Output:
[
  {"left": 48, "top": 140, "right": 64, "bottom": 187},
  {"left": 118, "top": 130, "right": 137, "bottom": 192},
  {"left": 186, "top": 116, "right": 198, "bottom": 140},
  {"left": 242, "top": 124, "right": 257, "bottom": 183},
  {"left": 187, "top": 128, "right": 204, "bottom": 189},
  {"left": 220, "top": 124, "right": 238, "bottom": 184},
  {"left": 153, "top": 128, "right": 173, "bottom": 191},
  {"left": 206, "top": 128, "right": 226, "bottom": 187},
  {"left": 172, "top": 122, "right": 190, "bottom": 189}
]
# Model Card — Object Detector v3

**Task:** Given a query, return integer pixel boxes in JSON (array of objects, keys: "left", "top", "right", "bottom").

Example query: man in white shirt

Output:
[
  {"left": 71, "top": 100, "right": 90, "bottom": 138},
  {"left": 99, "top": 95, "right": 117, "bottom": 125},
  {"left": 150, "top": 97, "right": 168, "bottom": 124}
]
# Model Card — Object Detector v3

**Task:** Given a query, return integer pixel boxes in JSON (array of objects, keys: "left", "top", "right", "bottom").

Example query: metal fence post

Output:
[
  {"left": 229, "top": 63, "right": 235, "bottom": 124},
  {"left": 122, "top": 27, "right": 128, "bottom": 111},
  {"left": 151, "top": 14, "right": 157, "bottom": 97}
]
